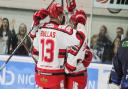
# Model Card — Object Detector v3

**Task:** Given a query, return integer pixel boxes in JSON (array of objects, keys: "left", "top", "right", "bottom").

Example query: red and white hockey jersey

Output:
[
  {"left": 65, "top": 23, "right": 93, "bottom": 74},
  {"left": 32, "top": 22, "right": 81, "bottom": 73}
]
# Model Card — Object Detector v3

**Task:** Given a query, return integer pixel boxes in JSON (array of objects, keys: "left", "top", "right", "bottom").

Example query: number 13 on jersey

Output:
[{"left": 41, "top": 39, "right": 55, "bottom": 62}]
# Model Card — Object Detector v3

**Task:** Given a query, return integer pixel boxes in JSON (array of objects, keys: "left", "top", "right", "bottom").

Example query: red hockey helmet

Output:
[
  {"left": 75, "top": 10, "right": 87, "bottom": 25},
  {"left": 48, "top": 3, "right": 64, "bottom": 18}
]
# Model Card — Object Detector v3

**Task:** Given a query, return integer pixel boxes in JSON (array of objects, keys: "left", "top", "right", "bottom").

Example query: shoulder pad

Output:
[
  {"left": 41, "top": 23, "right": 73, "bottom": 35},
  {"left": 58, "top": 25, "right": 73, "bottom": 35}
]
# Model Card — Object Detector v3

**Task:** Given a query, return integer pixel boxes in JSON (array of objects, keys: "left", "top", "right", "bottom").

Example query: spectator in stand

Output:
[
  {"left": 92, "top": 25, "right": 113, "bottom": 63},
  {"left": 112, "top": 36, "right": 121, "bottom": 57},
  {"left": 0, "top": 17, "right": 16, "bottom": 54},
  {"left": 90, "top": 34, "right": 98, "bottom": 49},
  {"left": 14, "top": 23, "right": 31, "bottom": 56},
  {"left": 0, "top": 17, "right": 4, "bottom": 54},
  {"left": 116, "top": 27, "right": 124, "bottom": 39},
  {"left": 10, "top": 19, "right": 17, "bottom": 51},
  {"left": 0, "top": 17, "right": 3, "bottom": 30},
  {"left": 112, "top": 27, "right": 124, "bottom": 57}
]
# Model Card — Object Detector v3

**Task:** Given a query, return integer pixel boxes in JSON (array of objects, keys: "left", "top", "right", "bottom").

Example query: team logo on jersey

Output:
[{"left": 40, "top": 77, "right": 48, "bottom": 83}]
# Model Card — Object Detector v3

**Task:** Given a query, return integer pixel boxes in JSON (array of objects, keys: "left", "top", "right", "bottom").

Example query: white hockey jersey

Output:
[
  {"left": 65, "top": 23, "right": 93, "bottom": 74},
  {"left": 32, "top": 22, "right": 81, "bottom": 73}
]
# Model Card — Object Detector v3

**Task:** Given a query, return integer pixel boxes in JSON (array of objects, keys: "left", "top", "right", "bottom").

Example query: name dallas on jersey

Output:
[{"left": 41, "top": 30, "right": 56, "bottom": 38}]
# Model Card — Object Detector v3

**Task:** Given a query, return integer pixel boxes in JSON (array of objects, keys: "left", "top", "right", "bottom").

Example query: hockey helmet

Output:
[
  {"left": 48, "top": 3, "right": 64, "bottom": 18},
  {"left": 75, "top": 10, "right": 87, "bottom": 25}
]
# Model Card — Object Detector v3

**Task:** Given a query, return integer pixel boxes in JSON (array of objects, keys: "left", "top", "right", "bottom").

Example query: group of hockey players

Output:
[{"left": 29, "top": 0, "right": 93, "bottom": 89}]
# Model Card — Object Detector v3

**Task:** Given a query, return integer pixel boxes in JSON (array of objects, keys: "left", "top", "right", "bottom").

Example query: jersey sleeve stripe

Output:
[{"left": 65, "top": 62, "right": 76, "bottom": 71}]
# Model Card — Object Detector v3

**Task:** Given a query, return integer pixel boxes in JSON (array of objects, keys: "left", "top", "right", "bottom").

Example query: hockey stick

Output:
[
  {"left": 61, "top": 0, "right": 64, "bottom": 8},
  {"left": 17, "top": 36, "right": 37, "bottom": 63},
  {"left": 0, "top": 0, "right": 55, "bottom": 71}
]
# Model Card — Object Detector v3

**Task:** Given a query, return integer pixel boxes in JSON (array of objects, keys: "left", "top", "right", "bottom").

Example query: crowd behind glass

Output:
[
  {"left": 0, "top": 16, "right": 127, "bottom": 64},
  {"left": 0, "top": 17, "right": 31, "bottom": 56}
]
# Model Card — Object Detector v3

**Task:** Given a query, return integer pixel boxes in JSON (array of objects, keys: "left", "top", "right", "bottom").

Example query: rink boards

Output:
[{"left": 0, "top": 55, "right": 112, "bottom": 89}]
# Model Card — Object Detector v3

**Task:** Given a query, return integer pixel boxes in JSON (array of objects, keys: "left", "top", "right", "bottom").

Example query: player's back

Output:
[
  {"left": 65, "top": 23, "right": 92, "bottom": 73},
  {"left": 34, "top": 23, "right": 79, "bottom": 73}
]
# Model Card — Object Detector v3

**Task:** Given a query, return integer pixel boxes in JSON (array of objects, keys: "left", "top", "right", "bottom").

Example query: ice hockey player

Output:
[{"left": 65, "top": 10, "right": 93, "bottom": 89}]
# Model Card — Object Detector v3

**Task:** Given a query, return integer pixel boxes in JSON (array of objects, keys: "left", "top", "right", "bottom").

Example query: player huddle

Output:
[{"left": 30, "top": 0, "right": 93, "bottom": 89}]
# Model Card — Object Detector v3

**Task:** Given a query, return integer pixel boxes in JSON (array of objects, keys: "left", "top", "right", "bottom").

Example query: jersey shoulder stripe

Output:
[{"left": 40, "top": 23, "right": 73, "bottom": 35}]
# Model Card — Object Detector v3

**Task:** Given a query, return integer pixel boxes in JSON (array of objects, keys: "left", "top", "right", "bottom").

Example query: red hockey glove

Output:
[
  {"left": 82, "top": 49, "right": 93, "bottom": 67},
  {"left": 38, "top": 8, "right": 49, "bottom": 19},
  {"left": 33, "top": 11, "right": 40, "bottom": 26},
  {"left": 66, "top": 0, "right": 76, "bottom": 12},
  {"left": 33, "top": 8, "right": 48, "bottom": 26}
]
